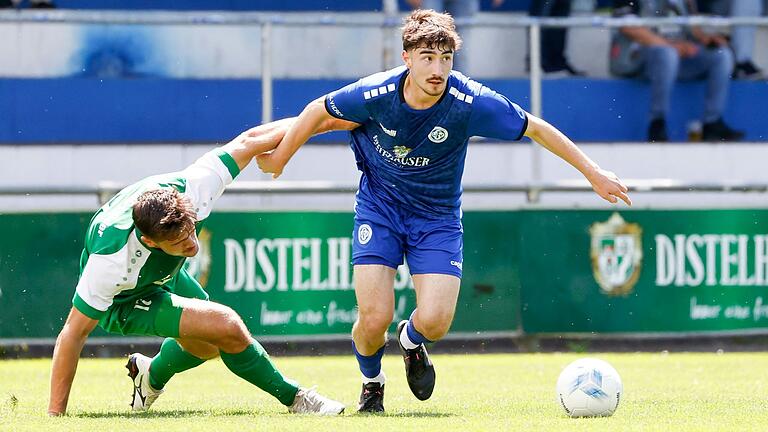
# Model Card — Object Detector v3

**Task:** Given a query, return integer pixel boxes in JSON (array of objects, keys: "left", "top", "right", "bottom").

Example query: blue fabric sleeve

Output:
[
  {"left": 466, "top": 86, "right": 528, "bottom": 141},
  {"left": 324, "top": 80, "right": 370, "bottom": 124}
]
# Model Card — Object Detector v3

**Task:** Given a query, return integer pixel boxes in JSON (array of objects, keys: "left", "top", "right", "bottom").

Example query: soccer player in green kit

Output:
[{"left": 48, "top": 117, "right": 355, "bottom": 416}]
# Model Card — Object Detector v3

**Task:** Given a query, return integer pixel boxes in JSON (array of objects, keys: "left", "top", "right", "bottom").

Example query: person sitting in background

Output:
[
  {"left": 0, "top": 0, "right": 56, "bottom": 8},
  {"left": 529, "top": 0, "right": 586, "bottom": 76},
  {"left": 698, "top": 0, "right": 766, "bottom": 79},
  {"left": 610, "top": 0, "right": 744, "bottom": 142}
]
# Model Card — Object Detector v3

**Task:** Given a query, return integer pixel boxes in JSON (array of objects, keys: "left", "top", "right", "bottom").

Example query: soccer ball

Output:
[{"left": 556, "top": 358, "right": 622, "bottom": 417}]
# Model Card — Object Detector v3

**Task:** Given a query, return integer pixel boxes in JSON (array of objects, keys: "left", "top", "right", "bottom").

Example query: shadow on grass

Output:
[
  {"left": 354, "top": 411, "right": 455, "bottom": 418},
  {"left": 75, "top": 409, "right": 456, "bottom": 419},
  {"left": 74, "top": 409, "right": 261, "bottom": 418}
]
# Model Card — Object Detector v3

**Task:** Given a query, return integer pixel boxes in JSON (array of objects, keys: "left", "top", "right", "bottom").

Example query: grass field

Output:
[{"left": 2, "top": 352, "right": 768, "bottom": 431}]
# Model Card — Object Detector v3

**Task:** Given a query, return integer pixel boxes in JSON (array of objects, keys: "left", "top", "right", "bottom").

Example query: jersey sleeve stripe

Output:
[
  {"left": 214, "top": 149, "right": 241, "bottom": 179},
  {"left": 516, "top": 112, "right": 529, "bottom": 141},
  {"left": 73, "top": 292, "right": 107, "bottom": 320}
]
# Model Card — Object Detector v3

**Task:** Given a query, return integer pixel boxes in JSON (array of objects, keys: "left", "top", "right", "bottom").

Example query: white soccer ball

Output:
[{"left": 556, "top": 358, "right": 622, "bottom": 417}]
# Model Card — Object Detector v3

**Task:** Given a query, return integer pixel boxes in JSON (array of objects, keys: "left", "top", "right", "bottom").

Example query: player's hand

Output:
[
  {"left": 587, "top": 168, "right": 632, "bottom": 206},
  {"left": 256, "top": 152, "right": 285, "bottom": 179}
]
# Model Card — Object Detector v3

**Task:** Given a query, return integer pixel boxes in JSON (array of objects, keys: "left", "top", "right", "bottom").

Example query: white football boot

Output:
[
  {"left": 288, "top": 387, "right": 345, "bottom": 415},
  {"left": 125, "top": 353, "right": 164, "bottom": 412}
]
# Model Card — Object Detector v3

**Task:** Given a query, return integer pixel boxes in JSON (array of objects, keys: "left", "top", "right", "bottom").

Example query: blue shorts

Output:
[{"left": 352, "top": 197, "right": 463, "bottom": 278}]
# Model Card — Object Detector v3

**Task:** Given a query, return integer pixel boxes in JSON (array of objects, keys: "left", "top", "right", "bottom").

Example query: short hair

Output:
[
  {"left": 132, "top": 189, "right": 196, "bottom": 241},
  {"left": 402, "top": 9, "right": 463, "bottom": 52}
]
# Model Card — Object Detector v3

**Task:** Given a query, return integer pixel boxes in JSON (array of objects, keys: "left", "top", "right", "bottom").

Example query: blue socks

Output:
[
  {"left": 406, "top": 318, "right": 433, "bottom": 345},
  {"left": 353, "top": 342, "right": 385, "bottom": 381}
]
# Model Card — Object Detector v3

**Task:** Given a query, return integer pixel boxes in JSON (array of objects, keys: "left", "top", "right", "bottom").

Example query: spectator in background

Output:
[
  {"left": 0, "top": 0, "right": 56, "bottom": 8},
  {"left": 610, "top": 0, "right": 744, "bottom": 142},
  {"left": 529, "top": 0, "right": 586, "bottom": 76},
  {"left": 698, "top": 0, "right": 766, "bottom": 79},
  {"left": 404, "top": 0, "right": 504, "bottom": 72}
]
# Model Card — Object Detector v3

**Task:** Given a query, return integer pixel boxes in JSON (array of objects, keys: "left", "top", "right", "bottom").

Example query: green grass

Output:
[{"left": 2, "top": 352, "right": 768, "bottom": 431}]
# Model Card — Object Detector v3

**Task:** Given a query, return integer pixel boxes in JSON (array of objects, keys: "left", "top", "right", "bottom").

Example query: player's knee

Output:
[
  {"left": 356, "top": 311, "right": 392, "bottom": 337},
  {"left": 416, "top": 311, "right": 453, "bottom": 341},
  {"left": 216, "top": 308, "right": 252, "bottom": 352}
]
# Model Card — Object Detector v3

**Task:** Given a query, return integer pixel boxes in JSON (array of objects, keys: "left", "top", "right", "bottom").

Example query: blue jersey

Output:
[{"left": 325, "top": 66, "right": 528, "bottom": 218}]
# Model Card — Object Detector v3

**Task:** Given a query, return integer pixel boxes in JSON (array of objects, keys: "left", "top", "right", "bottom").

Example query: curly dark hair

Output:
[
  {"left": 132, "top": 188, "right": 197, "bottom": 241},
  {"left": 402, "top": 9, "right": 462, "bottom": 52}
]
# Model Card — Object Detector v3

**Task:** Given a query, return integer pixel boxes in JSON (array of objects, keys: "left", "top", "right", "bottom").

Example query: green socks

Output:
[
  {"left": 219, "top": 341, "right": 299, "bottom": 406},
  {"left": 148, "top": 338, "right": 206, "bottom": 390}
]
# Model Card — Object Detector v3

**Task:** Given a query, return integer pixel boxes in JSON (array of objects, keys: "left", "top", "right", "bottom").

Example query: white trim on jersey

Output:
[
  {"left": 362, "top": 82, "right": 396, "bottom": 101},
  {"left": 181, "top": 150, "right": 234, "bottom": 221},
  {"left": 75, "top": 233, "right": 151, "bottom": 312},
  {"left": 448, "top": 87, "right": 473, "bottom": 104}
]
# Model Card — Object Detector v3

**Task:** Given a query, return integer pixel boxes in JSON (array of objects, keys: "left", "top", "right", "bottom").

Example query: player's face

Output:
[
  {"left": 404, "top": 46, "right": 453, "bottom": 97},
  {"left": 146, "top": 226, "right": 199, "bottom": 257}
]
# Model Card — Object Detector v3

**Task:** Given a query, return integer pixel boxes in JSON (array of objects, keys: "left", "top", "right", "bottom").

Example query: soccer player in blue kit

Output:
[{"left": 258, "top": 9, "right": 632, "bottom": 412}]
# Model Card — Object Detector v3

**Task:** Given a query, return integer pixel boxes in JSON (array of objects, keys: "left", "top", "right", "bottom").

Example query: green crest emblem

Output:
[{"left": 589, "top": 212, "right": 643, "bottom": 296}]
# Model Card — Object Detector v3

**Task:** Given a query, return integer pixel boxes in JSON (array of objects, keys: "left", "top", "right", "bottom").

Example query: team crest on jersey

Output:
[
  {"left": 393, "top": 146, "right": 412, "bottom": 158},
  {"left": 428, "top": 126, "right": 448, "bottom": 143}
]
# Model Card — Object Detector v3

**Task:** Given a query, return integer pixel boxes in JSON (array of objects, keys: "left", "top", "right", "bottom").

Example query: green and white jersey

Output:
[{"left": 73, "top": 149, "right": 240, "bottom": 320}]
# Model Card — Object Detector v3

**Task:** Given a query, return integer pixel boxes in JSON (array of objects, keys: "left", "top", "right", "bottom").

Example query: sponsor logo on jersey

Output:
[
  {"left": 154, "top": 274, "right": 174, "bottom": 286},
  {"left": 590, "top": 212, "right": 642, "bottom": 296},
  {"left": 393, "top": 146, "right": 411, "bottom": 158},
  {"left": 429, "top": 126, "right": 448, "bottom": 143},
  {"left": 358, "top": 224, "right": 373, "bottom": 245},
  {"left": 372, "top": 135, "right": 430, "bottom": 168},
  {"left": 379, "top": 122, "right": 397, "bottom": 137},
  {"left": 327, "top": 96, "right": 343, "bottom": 118}
]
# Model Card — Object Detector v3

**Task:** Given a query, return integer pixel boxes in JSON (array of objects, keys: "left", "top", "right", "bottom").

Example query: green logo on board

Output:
[{"left": 590, "top": 212, "right": 643, "bottom": 296}]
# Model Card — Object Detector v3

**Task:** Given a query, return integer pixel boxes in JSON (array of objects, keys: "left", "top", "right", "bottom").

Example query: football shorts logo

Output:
[
  {"left": 358, "top": 224, "right": 373, "bottom": 245},
  {"left": 428, "top": 126, "right": 448, "bottom": 143}
]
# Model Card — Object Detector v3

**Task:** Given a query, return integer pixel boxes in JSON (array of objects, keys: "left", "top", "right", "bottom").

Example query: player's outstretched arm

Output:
[
  {"left": 256, "top": 97, "right": 355, "bottom": 179},
  {"left": 224, "top": 115, "right": 357, "bottom": 172},
  {"left": 524, "top": 114, "right": 632, "bottom": 206},
  {"left": 48, "top": 307, "right": 98, "bottom": 416}
]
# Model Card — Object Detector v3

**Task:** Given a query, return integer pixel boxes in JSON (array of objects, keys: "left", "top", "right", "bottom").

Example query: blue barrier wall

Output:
[{"left": 1, "top": 78, "right": 765, "bottom": 143}]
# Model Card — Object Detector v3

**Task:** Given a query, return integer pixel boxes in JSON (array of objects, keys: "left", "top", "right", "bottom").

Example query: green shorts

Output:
[{"left": 99, "top": 269, "right": 209, "bottom": 338}]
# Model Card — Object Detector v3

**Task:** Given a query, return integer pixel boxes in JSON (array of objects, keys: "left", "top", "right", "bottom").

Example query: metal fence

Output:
[{"left": 3, "top": 180, "right": 768, "bottom": 205}]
